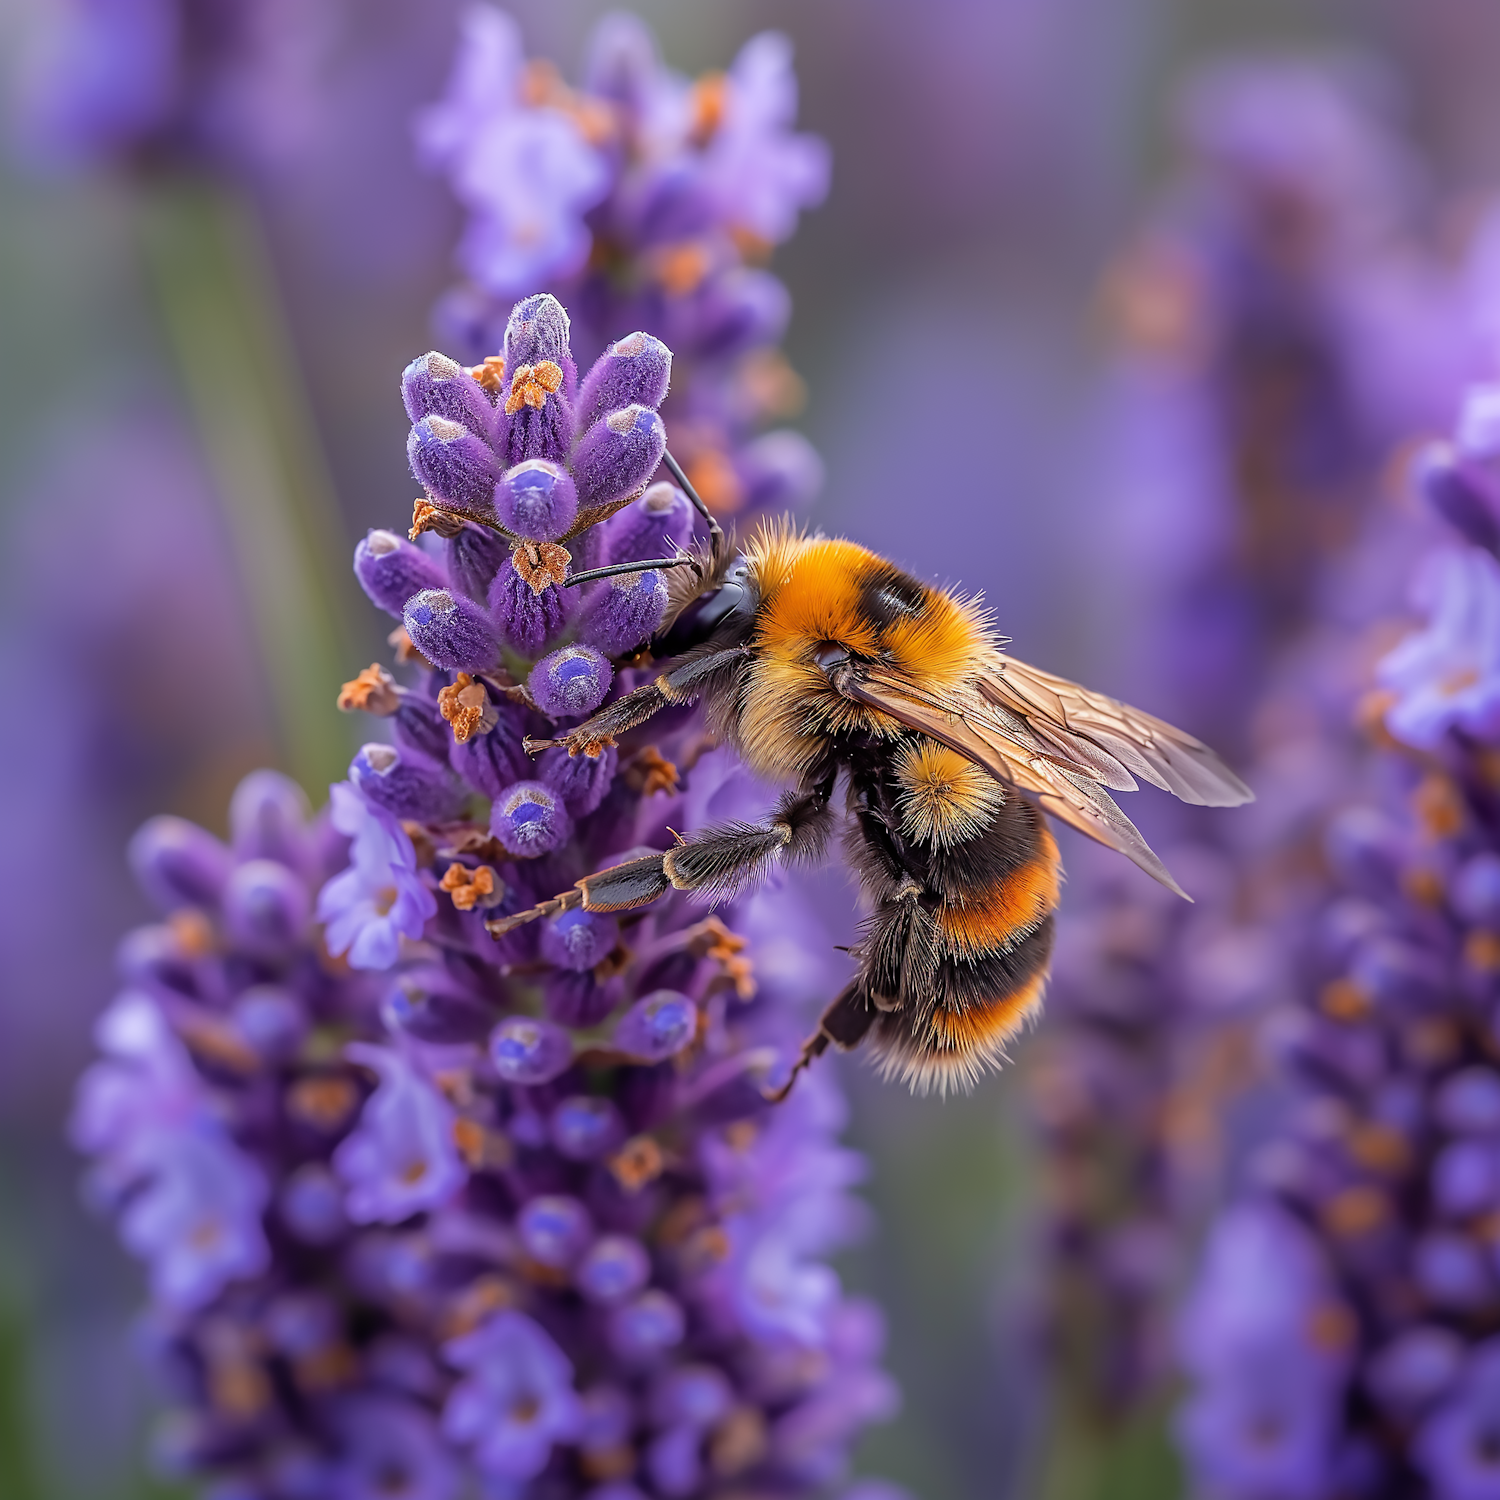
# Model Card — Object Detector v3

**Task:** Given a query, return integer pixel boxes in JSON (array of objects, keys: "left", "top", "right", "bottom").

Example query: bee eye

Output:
[{"left": 813, "top": 643, "right": 850, "bottom": 673}]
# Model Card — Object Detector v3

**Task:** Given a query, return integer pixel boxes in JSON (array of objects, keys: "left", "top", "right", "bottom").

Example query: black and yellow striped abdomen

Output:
[{"left": 847, "top": 736, "right": 1061, "bottom": 1092}]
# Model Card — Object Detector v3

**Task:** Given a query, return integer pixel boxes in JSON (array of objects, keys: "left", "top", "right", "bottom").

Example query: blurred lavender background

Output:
[{"left": 6, "top": 1, "right": 1500, "bottom": 1497}]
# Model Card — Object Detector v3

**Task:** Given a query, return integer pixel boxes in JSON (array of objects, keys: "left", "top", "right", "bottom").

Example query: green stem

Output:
[{"left": 136, "top": 174, "right": 359, "bottom": 798}]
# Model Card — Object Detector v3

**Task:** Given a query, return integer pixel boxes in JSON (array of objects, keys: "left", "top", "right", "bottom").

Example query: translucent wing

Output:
[{"left": 841, "top": 653, "right": 1251, "bottom": 899}]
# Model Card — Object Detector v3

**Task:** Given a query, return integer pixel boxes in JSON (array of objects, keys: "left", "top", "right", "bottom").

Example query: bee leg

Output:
[
  {"left": 764, "top": 980, "right": 874, "bottom": 1103},
  {"left": 525, "top": 643, "right": 753, "bottom": 756},
  {"left": 486, "top": 775, "right": 836, "bottom": 940}
]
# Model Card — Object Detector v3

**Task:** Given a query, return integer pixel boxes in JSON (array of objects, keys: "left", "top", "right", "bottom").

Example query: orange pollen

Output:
[
  {"left": 440, "top": 862, "right": 501, "bottom": 912},
  {"left": 1321, "top": 1186, "right": 1389, "bottom": 1239},
  {"left": 511, "top": 540, "right": 572, "bottom": 594},
  {"left": 168, "top": 908, "right": 216, "bottom": 958},
  {"left": 470, "top": 355, "right": 506, "bottom": 392},
  {"left": 689, "top": 71, "right": 728, "bottom": 145},
  {"left": 338, "top": 663, "right": 399, "bottom": 716},
  {"left": 410, "top": 498, "right": 464, "bottom": 540},
  {"left": 1318, "top": 977, "right": 1372, "bottom": 1023},
  {"left": 1414, "top": 773, "right": 1465, "bottom": 840},
  {"left": 1467, "top": 930, "right": 1500, "bottom": 974},
  {"left": 629, "top": 745, "right": 681, "bottom": 797},
  {"left": 1441, "top": 665, "right": 1480, "bottom": 698},
  {"left": 608, "top": 1135, "right": 665, "bottom": 1193},
  {"left": 373, "top": 884, "right": 399, "bottom": 916},
  {"left": 286, "top": 1075, "right": 359, "bottom": 1132},
  {"left": 656, "top": 241, "right": 711, "bottom": 297},
  {"left": 399, "top": 1159, "right": 429, "bottom": 1184},
  {"left": 684, "top": 449, "right": 743, "bottom": 515},
  {"left": 438, "top": 672, "right": 494, "bottom": 742},
  {"left": 504, "top": 361, "right": 564, "bottom": 415},
  {"left": 388, "top": 625, "right": 430, "bottom": 667}
]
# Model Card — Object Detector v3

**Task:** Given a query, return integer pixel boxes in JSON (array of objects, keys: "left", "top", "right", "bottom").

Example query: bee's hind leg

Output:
[{"left": 764, "top": 980, "right": 875, "bottom": 1103}]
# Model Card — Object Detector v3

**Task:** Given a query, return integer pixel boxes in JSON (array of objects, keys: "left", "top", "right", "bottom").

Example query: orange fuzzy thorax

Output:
[{"left": 737, "top": 526, "right": 993, "bottom": 781}]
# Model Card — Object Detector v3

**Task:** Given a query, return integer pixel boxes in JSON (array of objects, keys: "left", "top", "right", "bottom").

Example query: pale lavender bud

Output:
[
  {"left": 503, "top": 293, "right": 574, "bottom": 376},
  {"left": 226, "top": 778, "right": 309, "bottom": 889},
  {"left": 614, "top": 991, "right": 697, "bottom": 1062},
  {"left": 517, "top": 1195, "right": 593, "bottom": 1268},
  {"left": 1455, "top": 855, "right": 1500, "bottom": 926},
  {"left": 278, "top": 1164, "right": 348, "bottom": 1245},
  {"left": 696, "top": 267, "right": 790, "bottom": 358},
  {"left": 530, "top": 645, "right": 613, "bottom": 718},
  {"left": 608, "top": 1290, "right": 685, "bottom": 1363},
  {"left": 487, "top": 559, "right": 573, "bottom": 656},
  {"left": 488, "top": 1016, "right": 573, "bottom": 1085},
  {"left": 576, "top": 332, "right": 672, "bottom": 433},
  {"left": 549, "top": 1096, "right": 625, "bottom": 1161},
  {"left": 539, "top": 745, "right": 618, "bottom": 816},
  {"left": 222, "top": 859, "right": 309, "bottom": 958},
  {"left": 576, "top": 1235, "right": 651, "bottom": 1305},
  {"left": 571, "top": 406, "right": 666, "bottom": 510},
  {"left": 491, "top": 781, "right": 572, "bottom": 858},
  {"left": 403, "top": 588, "right": 500, "bottom": 671},
  {"left": 602, "top": 482, "right": 693, "bottom": 566},
  {"left": 495, "top": 460, "right": 578, "bottom": 542},
  {"left": 1436, "top": 1069, "right": 1500, "bottom": 1136},
  {"left": 540, "top": 909, "right": 620, "bottom": 972},
  {"left": 232, "top": 986, "right": 305, "bottom": 1061},
  {"left": 401, "top": 351, "right": 496, "bottom": 440},
  {"left": 579, "top": 569, "right": 668, "bottom": 656},
  {"left": 649, "top": 1366, "right": 733, "bottom": 1429},
  {"left": 351, "top": 744, "right": 464, "bottom": 823},
  {"left": 129, "top": 817, "right": 233, "bottom": 912},
  {"left": 355, "top": 531, "right": 449, "bottom": 618},
  {"left": 448, "top": 523, "right": 511, "bottom": 603},
  {"left": 449, "top": 705, "right": 531, "bottom": 799},
  {"left": 739, "top": 429, "right": 824, "bottom": 511},
  {"left": 407, "top": 417, "right": 502, "bottom": 513}
]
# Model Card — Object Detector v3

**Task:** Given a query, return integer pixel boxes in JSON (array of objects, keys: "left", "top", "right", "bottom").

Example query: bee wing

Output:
[
  {"left": 842, "top": 656, "right": 1247, "bottom": 899},
  {"left": 977, "top": 654, "right": 1254, "bottom": 807}
]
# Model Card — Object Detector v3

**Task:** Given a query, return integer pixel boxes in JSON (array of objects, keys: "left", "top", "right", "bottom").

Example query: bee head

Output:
[{"left": 656, "top": 553, "right": 758, "bottom": 654}]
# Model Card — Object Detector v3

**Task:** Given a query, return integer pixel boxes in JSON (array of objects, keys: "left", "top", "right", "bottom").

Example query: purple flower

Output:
[
  {"left": 1177, "top": 1203, "right": 1352, "bottom": 1500},
  {"left": 333, "top": 1044, "right": 465, "bottom": 1225},
  {"left": 442, "top": 1310, "right": 583, "bottom": 1479},
  {"left": 703, "top": 34, "right": 830, "bottom": 245},
  {"left": 1379, "top": 546, "right": 1500, "bottom": 750},
  {"left": 416, "top": 7, "right": 608, "bottom": 297},
  {"left": 317, "top": 782, "right": 436, "bottom": 971},
  {"left": 329, "top": 1396, "right": 458, "bottom": 1500},
  {"left": 1415, "top": 1340, "right": 1500, "bottom": 1500}
]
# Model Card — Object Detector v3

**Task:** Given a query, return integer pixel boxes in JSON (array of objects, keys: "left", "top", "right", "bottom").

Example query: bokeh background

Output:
[{"left": 3, "top": 1, "right": 1500, "bottom": 1496}]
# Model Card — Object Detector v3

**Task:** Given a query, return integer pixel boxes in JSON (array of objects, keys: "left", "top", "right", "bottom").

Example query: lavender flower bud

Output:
[
  {"left": 487, "top": 558, "right": 574, "bottom": 656},
  {"left": 448, "top": 523, "right": 511, "bottom": 603},
  {"left": 351, "top": 744, "right": 464, "bottom": 823},
  {"left": 488, "top": 1016, "right": 573, "bottom": 1085},
  {"left": 1455, "top": 854, "right": 1500, "bottom": 926},
  {"left": 576, "top": 1235, "right": 651, "bottom": 1305},
  {"left": 401, "top": 351, "right": 496, "bottom": 439},
  {"left": 495, "top": 460, "right": 578, "bottom": 541},
  {"left": 696, "top": 267, "right": 790, "bottom": 358},
  {"left": 355, "top": 530, "right": 449, "bottom": 618},
  {"left": 1432, "top": 1140, "right": 1500, "bottom": 1217},
  {"left": 225, "top": 774, "right": 307, "bottom": 870},
  {"left": 402, "top": 588, "right": 499, "bottom": 671},
  {"left": 650, "top": 1365, "right": 733, "bottom": 1429},
  {"left": 546, "top": 971, "right": 624, "bottom": 1028},
  {"left": 1436, "top": 1069, "right": 1500, "bottom": 1135},
  {"left": 278, "top": 1164, "right": 348, "bottom": 1245},
  {"left": 129, "top": 817, "right": 233, "bottom": 912},
  {"left": 517, "top": 1195, "right": 593, "bottom": 1268},
  {"left": 579, "top": 569, "right": 669, "bottom": 656},
  {"left": 1422, "top": 449, "right": 1500, "bottom": 557},
  {"left": 503, "top": 292, "right": 574, "bottom": 375},
  {"left": 602, "top": 482, "right": 693, "bottom": 566},
  {"left": 232, "top": 986, "right": 306, "bottom": 1061},
  {"left": 491, "top": 781, "right": 572, "bottom": 858},
  {"left": 1414, "top": 1231, "right": 1493, "bottom": 1310},
  {"left": 1367, "top": 1328, "right": 1465, "bottom": 1416},
  {"left": 392, "top": 694, "right": 453, "bottom": 765},
  {"left": 576, "top": 332, "right": 673, "bottom": 433},
  {"left": 530, "top": 645, "right": 613, "bottom": 718},
  {"left": 407, "top": 416, "right": 502, "bottom": 513},
  {"left": 608, "top": 1290, "right": 685, "bottom": 1363},
  {"left": 539, "top": 744, "right": 619, "bottom": 816},
  {"left": 540, "top": 909, "right": 620, "bottom": 972},
  {"left": 614, "top": 991, "right": 697, "bottom": 1062},
  {"left": 384, "top": 967, "right": 493, "bottom": 1045},
  {"left": 572, "top": 405, "right": 667, "bottom": 511},
  {"left": 739, "top": 429, "right": 825, "bottom": 511},
  {"left": 1350, "top": 937, "right": 1447, "bottom": 1011},
  {"left": 549, "top": 1096, "right": 625, "bottom": 1160},
  {"left": 450, "top": 705, "right": 530, "bottom": 799},
  {"left": 222, "top": 859, "right": 310, "bottom": 958}
]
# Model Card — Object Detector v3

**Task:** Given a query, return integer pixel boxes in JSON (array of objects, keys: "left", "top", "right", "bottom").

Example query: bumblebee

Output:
[{"left": 496, "top": 460, "right": 1252, "bottom": 1095}]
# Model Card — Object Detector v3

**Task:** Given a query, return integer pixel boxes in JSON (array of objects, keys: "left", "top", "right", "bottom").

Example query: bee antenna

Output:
[
  {"left": 662, "top": 449, "right": 726, "bottom": 559},
  {"left": 560, "top": 554, "right": 693, "bottom": 588}
]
